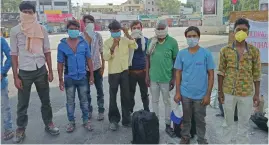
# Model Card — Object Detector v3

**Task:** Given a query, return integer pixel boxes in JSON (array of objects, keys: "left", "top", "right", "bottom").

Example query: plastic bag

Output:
[
  {"left": 170, "top": 101, "right": 183, "bottom": 128},
  {"left": 210, "top": 89, "right": 219, "bottom": 109}
]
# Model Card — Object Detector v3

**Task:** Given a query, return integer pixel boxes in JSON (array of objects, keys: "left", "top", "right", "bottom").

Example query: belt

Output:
[{"left": 129, "top": 69, "right": 146, "bottom": 73}]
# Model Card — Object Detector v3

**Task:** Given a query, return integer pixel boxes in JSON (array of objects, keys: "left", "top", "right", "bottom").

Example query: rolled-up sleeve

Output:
[
  {"left": 57, "top": 45, "right": 64, "bottom": 63},
  {"left": 43, "top": 28, "right": 51, "bottom": 53},
  {"left": 253, "top": 49, "right": 261, "bottom": 81},
  {"left": 10, "top": 28, "right": 18, "bottom": 56},
  {"left": 103, "top": 40, "right": 114, "bottom": 61},
  {"left": 218, "top": 48, "right": 226, "bottom": 76}
]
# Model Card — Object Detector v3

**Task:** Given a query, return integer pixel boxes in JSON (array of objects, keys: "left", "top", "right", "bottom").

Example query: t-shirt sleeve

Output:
[
  {"left": 174, "top": 51, "right": 182, "bottom": 70},
  {"left": 172, "top": 39, "right": 179, "bottom": 59},
  {"left": 206, "top": 50, "right": 215, "bottom": 70}
]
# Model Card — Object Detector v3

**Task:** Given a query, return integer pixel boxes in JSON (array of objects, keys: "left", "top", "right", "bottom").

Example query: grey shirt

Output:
[{"left": 10, "top": 24, "right": 50, "bottom": 71}]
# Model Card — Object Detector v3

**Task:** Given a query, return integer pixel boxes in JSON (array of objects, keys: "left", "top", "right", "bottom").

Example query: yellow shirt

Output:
[{"left": 103, "top": 37, "right": 137, "bottom": 74}]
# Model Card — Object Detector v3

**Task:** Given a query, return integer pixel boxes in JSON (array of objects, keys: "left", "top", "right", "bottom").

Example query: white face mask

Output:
[
  {"left": 155, "top": 27, "right": 168, "bottom": 38},
  {"left": 131, "top": 29, "right": 143, "bottom": 39},
  {"left": 186, "top": 38, "right": 199, "bottom": 47},
  {"left": 85, "top": 23, "right": 95, "bottom": 37}
]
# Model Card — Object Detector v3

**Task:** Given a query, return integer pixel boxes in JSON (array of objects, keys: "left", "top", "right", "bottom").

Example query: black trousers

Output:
[
  {"left": 108, "top": 70, "right": 131, "bottom": 125},
  {"left": 129, "top": 70, "right": 149, "bottom": 112}
]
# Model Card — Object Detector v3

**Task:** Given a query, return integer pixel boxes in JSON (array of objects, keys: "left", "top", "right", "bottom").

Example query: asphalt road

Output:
[{"left": 1, "top": 27, "right": 268, "bottom": 144}]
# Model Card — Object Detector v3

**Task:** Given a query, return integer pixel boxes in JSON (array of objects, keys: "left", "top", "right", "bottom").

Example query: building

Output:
[
  {"left": 186, "top": 0, "right": 202, "bottom": 13},
  {"left": 259, "top": 0, "right": 268, "bottom": 10},
  {"left": 23, "top": 0, "right": 71, "bottom": 15},
  {"left": 120, "top": 0, "right": 144, "bottom": 14},
  {"left": 143, "top": 0, "right": 160, "bottom": 14},
  {"left": 82, "top": 3, "right": 120, "bottom": 14}
]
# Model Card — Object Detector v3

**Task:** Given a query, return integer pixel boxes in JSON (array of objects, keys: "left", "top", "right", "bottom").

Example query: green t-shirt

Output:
[{"left": 148, "top": 35, "right": 179, "bottom": 83}]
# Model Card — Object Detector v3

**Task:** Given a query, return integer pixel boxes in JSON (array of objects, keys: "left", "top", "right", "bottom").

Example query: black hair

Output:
[
  {"left": 184, "top": 26, "right": 200, "bottom": 37},
  {"left": 66, "top": 20, "right": 80, "bottom": 29},
  {"left": 83, "top": 15, "right": 95, "bottom": 23},
  {"left": 130, "top": 20, "right": 143, "bottom": 29},
  {"left": 234, "top": 18, "right": 250, "bottom": 30},
  {"left": 19, "top": 1, "right": 36, "bottom": 13},
  {"left": 108, "top": 20, "right": 121, "bottom": 30}
]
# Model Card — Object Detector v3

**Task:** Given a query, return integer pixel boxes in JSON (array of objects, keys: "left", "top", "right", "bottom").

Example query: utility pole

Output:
[{"left": 77, "top": 2, "right": 79, "bottom": 20}]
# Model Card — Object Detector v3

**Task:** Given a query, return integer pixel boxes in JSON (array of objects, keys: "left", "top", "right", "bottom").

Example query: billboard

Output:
[
  {"left": 203, "top": 0, "right": 217, "bottom": 15},
  {"left": 44, "top": 10, "right": 62, "bottom": 14},
  {"left": 46, "top": 14, "right": 73, "bottom": 23}
]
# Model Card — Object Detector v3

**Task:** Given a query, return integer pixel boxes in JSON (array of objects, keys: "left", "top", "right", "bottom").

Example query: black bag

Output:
[
  {"left": 131, "top": 110, "right": 159, "bottom": 144},
  {"left": 250, "top": 112, "right": 268, "bottom": 132},
  {"left": 174, "top": 114, "right": 196, "bottom": 138}
]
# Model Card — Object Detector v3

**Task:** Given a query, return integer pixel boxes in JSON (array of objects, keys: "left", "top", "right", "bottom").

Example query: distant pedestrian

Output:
[
  {"left": 174, "top": 26, "right": 215, "bottom": 144},
  {"left": 146, "top": 20, "right": 178, "bottom": 137},
  {"left": 10, "top": 2, "right": 59, "bottom": 143},
  {"left": 82, "top": 15, "right": 105, "bottom": 121},
  {"left": 103, "top": 20, "right": 137, "bottom": 131},
  {"left": 1, "top": 37, "right": 14, "bottom": 141},
  {"left": 128, "top": 20, "right": 150, "bottom": 113},
  {"left": 57, "top": 20, "right": 94, "bottom": 132},
  {"left": 218, "top": 18, "right": 261, "bottom": 144}
]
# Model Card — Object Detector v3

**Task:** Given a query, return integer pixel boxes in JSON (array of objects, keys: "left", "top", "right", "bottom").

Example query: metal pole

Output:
[{"left": 233, "top": 4, "right": 235, "bottom": 11}]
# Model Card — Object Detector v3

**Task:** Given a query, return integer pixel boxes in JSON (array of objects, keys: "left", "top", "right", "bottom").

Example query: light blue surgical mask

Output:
[
  {"left": 67, "top": 29, "right": 80, "bottom": 38},
  {"left": 187, "top": 38, "right": 199, "bottom": 48},
  {"left": 111, "top": 31, "right": 121, "bottom": 38}
]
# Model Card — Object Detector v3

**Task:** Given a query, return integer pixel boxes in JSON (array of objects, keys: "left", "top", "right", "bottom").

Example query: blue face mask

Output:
[
  {"left": 186, "top": 38, "right": 199, "bottom": 48},
  {"left": 111, "top": 31, "right": 121, "bottom": 38},
  {"left": 67, "top": 29, "right": 80, "bottom": 38}
]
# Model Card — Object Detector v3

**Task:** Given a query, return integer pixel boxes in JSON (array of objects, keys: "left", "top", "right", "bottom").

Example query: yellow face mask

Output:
[{"left": 235, "top": 30, "right": 248, "bottom": 43}]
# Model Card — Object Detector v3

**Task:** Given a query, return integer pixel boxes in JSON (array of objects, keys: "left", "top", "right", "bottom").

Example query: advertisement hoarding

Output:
[{"left": 203, "top": 0, "right": 217, "bottom": 15}]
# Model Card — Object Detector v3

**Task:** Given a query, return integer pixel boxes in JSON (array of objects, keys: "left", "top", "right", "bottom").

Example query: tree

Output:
[
  {"left": 1, "top": 0, "right": 21, "bottom": 13},
  {"left": 223, "top": 0, "right": 259, "bottom": 17},
  {"left": 156, "top": 0, "right": 181, "bottom": 15}
]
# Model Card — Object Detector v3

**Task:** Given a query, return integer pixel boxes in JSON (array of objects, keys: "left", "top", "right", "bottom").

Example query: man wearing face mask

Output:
[
  {"left": 174, "top": 26, "right": 215, "bottom": 144},
  {"left": 103, "top": 20, "right": 137, "bottom": 131},
  {"left": 82, "top": 15, "right": 105, "bottom": 121},
  {"left": 145, "top": 20, "right": 178, "bottom": 137},
  {"left": 57, "top": 20, "right": 94, "bottom": 133},
  {"left": 218, "top": 18, "right": 261, "bottom": 144},
  {"left": 10, "top": 2, "right": 59, "bottom": 143},
  {"left": 128, "top": 20, "right": 149, "bottom": 113}
]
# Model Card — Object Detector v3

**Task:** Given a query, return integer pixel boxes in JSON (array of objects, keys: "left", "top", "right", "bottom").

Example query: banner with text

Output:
[{"left": 246, "top": 19, "right": 268, "bottom": 63}]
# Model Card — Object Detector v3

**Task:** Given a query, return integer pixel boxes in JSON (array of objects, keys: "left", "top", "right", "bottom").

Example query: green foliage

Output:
[
  {"left": 223, "top": 0, "right": 259, "bottom": 17},
  {"left": 1, "top": 0, "right": 21, "bottom": 13},
  {"left": 156, "top": 0, "right": 181, "bottom": 15}
]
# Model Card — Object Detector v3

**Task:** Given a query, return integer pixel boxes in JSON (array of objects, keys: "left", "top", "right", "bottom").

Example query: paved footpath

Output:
[{"left": 1, "top": 28, "right": 268, "bottom": 144}]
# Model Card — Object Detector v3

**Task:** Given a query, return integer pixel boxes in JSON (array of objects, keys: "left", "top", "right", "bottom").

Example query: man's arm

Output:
[
  {"left": 103, "top": 40, "right": 117, "bottom": 61},
  {"left": 57, "top": 46, "right": 64, "bottom": 81},
  {"left": 217, "top": 48, "right": 227, "bottom": 93},
  {"left": 57, "top": 62, "right": 64, "bottom": 81},
  {"left": 175, "top": 69, "right": 182, "bottom": 95},
  {"left": 43, "top": 27, "right": 53, "bottom": 73},
  {"left": 99, "top": 34, "right": 105, "bottom": 69},
  {"left": 174, "top": 51, "right": 182, "bottom": 94},
  {"left": 86, "top": 43, "right": 94, "bottom": 78},
  {"left": 206, "top": 51, "right": 215, "bottom": 96},
  {"left": 1, "top": 38, "right": 12, "bottom": 75},
  {"left": 10, "top": 28, "right": 19, "bottom": 79},
  {"left": 253, "top": 48, "right": 261, "bottom": 102}
]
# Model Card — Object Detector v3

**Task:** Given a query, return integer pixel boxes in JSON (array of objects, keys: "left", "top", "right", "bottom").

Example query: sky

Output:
[{"left": 72, "top": 0, "right": 187, "bottom": 5}]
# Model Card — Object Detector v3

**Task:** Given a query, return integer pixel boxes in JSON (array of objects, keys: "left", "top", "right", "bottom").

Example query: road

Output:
[{"left": 1, "top": 27, "right": 268, "bottom": 144}]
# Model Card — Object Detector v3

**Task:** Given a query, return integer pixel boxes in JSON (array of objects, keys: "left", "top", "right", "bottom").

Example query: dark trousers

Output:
[
  {"left": 87, "top": 69, "right": 105, "bottom": 113},
  {"left": 108, "top": 70, "right": 131, "bottom": 125},
  {"left": 181, "top": 97, "right": 207, "bottom": 144},
  {"left": 129, "top": 70, "right": 149, "bottom": 112},
  {"left": 17, "top": 65, "right": 52, "bottom": 128}
]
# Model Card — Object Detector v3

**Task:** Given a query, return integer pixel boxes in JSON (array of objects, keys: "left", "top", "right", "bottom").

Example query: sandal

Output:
[
  {"left": 3, "top": 130, "right": 14, "bottom": 140},
  {"left": 66, "top": 122, "right": 75, "bottom": 133},
  {"left": 83, "top": 121, "right": 93, "bottom": 131}
]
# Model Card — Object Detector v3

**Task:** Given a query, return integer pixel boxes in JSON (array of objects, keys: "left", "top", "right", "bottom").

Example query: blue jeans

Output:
[
  {"left": 1, "top": 86, "right": 13, "bottom": 131},
  {"left": 65, "top": 77, "right": 89, "bottom": 122},
  {"left": 87, "top": 69, "right": 105, "bottom": 113}
]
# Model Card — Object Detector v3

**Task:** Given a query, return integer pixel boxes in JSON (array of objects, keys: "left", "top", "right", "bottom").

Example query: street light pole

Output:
[{"left": 233, "top": 4, "right": 235, "bottom": 11}]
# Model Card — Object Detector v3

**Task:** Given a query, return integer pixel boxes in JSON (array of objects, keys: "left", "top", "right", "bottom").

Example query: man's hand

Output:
[
  {"left": 169, "top": 79, "right": 175, "bottom": 91},
  {"left": 89, "top": 75, "right": 94, "bottom": 85},
  {"left": 48, "top": 71, "right": 54, "bottom": 82},
  {"left": 113, "top": 38, "right": 120, "bottom": 46},
  {"left": 84, "top": 32, "right": 92, "bottom": 43},
  {"left": 59, "top": 79, "right": 64, "bottom": 91},
  {"left": 218, "top": 91, "right": 225, "bottom": 104},
  {"left": 174, "top": 93, "right": 181, "bottom": 103},
  {"left": 253, "top": 94, "right": 260, "bottom": 107},
  {"left": 122, "top": 27, "right": 129, "bottom": 34},
  {"left": 14, "top": 77, "right": 23, "bottom": 90},
  {"left": 100, "top": 65, "right": 105, "bottom": 76},
  {"left": 145, "top": 75, "right": 150, "bottom": 87},
  {"left": 201, "top": 95, "right": 210, "bottom": 106}
]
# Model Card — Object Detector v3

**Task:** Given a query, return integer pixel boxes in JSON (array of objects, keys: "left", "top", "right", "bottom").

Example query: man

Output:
[
  {"left": 174, "top": 26, "right": 215, "bottom": 144},
  {"left": 1, "top": 37, "right": 14, "bottom": 140},
  {"left": 218, "top": 18, "right": 261, "bottom": 144},
  {"left": 57, "top": 20, "right": 94, "bottom": 132},
  {"left": 82, "top": 15, "right": 105, "bottom": 121},
  {"left": 10, "top": 2, "right": 59, "bottom": 143},
  {"left": 145, "top": 20, "right": 178, "bottom": 137},
  {"left": 103, "top": 20, "right": 137, "bottom": 131},
  {"left": 128, "top": 20, "right": 149, "bottom": 112}
]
